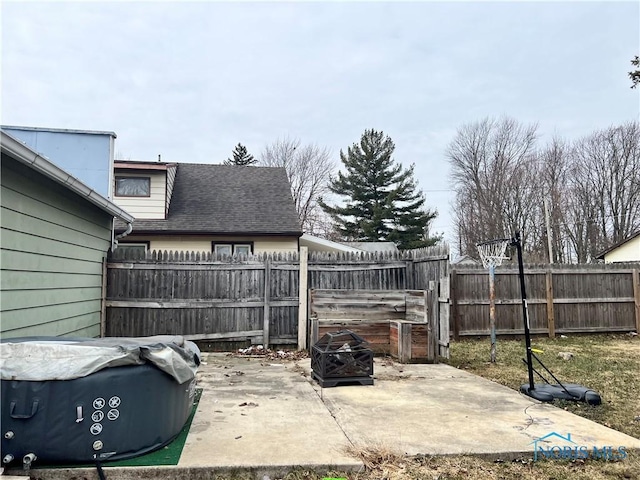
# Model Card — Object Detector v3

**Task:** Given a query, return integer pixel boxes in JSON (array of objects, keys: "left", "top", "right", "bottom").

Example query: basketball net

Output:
[{"left": 476, "top": 239, "right": 511, "bottom": 269}]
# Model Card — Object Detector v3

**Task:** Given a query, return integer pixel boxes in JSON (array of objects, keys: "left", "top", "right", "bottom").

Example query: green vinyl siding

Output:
[
  {"left": 1, "top": 207, "right": 112, "bottom": 252},
  {"left": 1, "top": 301, "right": 102, "bottom": 333},
  {"left": 1, "top": 155, "right": 113, "bottom": 338},
  {"left": 0, "top": 250, "right": 102, "bottom": 275},
  {"left": 3, "top": 313, "right": 101, "bottom": 338},
  {"left": 0, "top": 230, "right": 106, "bottom": 264},
  {"left": 1, "top": 287, "right": 102, "bottom": 312},
  {"left": 1, "top": 270, "right": 102, "bottom": 290}
]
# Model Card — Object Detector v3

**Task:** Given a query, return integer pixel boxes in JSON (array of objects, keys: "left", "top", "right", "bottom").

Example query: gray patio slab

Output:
[
  {"left": 18, "top": 353, "right": 640, "bottom": 479},
  {"left": 310, "top": 360, "right": 640, "bottom": 457},
  {"left": 177, "top": 354, "right": 362, "bottom": 472}
]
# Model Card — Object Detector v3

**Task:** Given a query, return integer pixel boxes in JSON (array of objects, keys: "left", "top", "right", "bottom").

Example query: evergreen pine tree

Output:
[
  {"left": 320, "top": 129, "right": 440, "bottom": 249},
  {"left": 225, "top": 143, "right": 257, "bottom": 165}
]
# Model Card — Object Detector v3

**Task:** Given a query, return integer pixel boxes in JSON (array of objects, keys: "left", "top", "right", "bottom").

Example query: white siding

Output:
[
  {"left": 113, "top": 171, "right": 166, "bottom": 219},
  {"left": 605, "top": 236, "right": 640, "bottom": 263},
  {"left": 122, "top": 235, "right": 299, "bottom": 254},
  {"left": 254, "top": 238, "right": 298, "bottom": 254}
]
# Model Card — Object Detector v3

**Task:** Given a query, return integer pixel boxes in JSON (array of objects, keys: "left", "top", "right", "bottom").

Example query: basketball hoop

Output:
[
  {"left": 476, "top": 237, "right": 512, "bottom": 364},
  {"left": 476, "top": 238, "right": 511, "bottom": 269}
]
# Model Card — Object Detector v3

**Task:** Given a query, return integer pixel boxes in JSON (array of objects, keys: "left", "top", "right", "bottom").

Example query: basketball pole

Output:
[
  {"left": 489, "top": 263, "right": 497, "bottom": 363},
  {"left": 513, "top": 232, "right": 535, "bottom": 391},
  {"left": 476, "top": 238, "right": 509, "bottom": 365}
]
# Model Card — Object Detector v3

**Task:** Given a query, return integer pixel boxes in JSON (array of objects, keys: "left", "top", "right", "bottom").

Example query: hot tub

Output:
[{"left": 0, "top": 336, "right": 199, "bottom": 467}]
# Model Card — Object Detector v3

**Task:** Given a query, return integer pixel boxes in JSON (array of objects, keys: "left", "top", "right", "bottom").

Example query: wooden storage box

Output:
[{"left": 390, "top": 320, "right": 429, "bottom": 363}]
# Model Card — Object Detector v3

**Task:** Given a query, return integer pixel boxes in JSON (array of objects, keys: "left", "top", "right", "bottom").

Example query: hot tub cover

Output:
[{"left": 0, "top": 335, "right": 200, "bottom": 384}]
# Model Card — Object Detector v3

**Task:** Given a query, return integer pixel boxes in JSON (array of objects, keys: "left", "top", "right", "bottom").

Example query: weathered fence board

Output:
[
  {"left": 451, "top": 264, "right": 640, "bottom": 337},
  {"left": 106, "top": 246, "right": 451, "bottom": 348},
  {"left": 106, "top": 246, "right": 637, "bottom": 348}
]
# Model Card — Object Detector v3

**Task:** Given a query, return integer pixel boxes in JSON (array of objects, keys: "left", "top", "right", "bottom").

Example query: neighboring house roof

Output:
[
  {"left": 114, "top": 163, "right": 302, "bottom": 236},
  {"left": 596, "top": 231, "right": 640, "bottom": 260},
  {"left": 115, "top": 160, "right": 175, "bottom": 171},
  {"left": 451, "top": 254, "right": 480, "bottom": 265},
  {"left": 1, "top": 130, "right": 134, "bottom": 223},
  {"left": 300, "top": 234, "right": 363, "bottom": 253},
  {"left": 1, "top": 124, "right": 117, "bottom": 137},
  {"left": 342, "top": 241, "right": 399, "bottom": 253}
]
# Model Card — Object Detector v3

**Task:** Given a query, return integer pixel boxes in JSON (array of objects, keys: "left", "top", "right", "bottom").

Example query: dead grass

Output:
[{"left": 338, "top": 445, "right": 640, "bottom": 480}]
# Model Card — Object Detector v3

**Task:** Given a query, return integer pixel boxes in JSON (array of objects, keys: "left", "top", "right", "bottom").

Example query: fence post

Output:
[
  {"left": 546, "top": 268, "right": 555, "bottom": 338},
  {"left": 438, "top": 275, "right": 450, "bottom": 359},
  {"left": 263, "top": 256, "right": 271, "bottom": 348},
  {"left": 427, "top": 283, "right": 439, "bottom": 363},
  {"left": 100, "top": 257, "right": 107, "bottom": 338},
  {"left": 633, "top": 269, "right": 640, "bottom": 333},
  {"left": 297, "top": 247, "right": 308, "bottom": 350},
  {"left": 450, "top": 269, "right": 459, "bottom": 340}
]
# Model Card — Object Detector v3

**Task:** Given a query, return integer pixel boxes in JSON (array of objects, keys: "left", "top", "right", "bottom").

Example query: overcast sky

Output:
[{"left": 2, "top": 1, "right": 638, "bottom": 244}]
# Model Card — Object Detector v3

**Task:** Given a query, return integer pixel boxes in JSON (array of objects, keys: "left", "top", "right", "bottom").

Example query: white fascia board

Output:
[
  {"left": 1, "top": 131, "right": 134, "bottom": 223},
  {"left": 1, "top": 124, "right": 117, "bottom": 138},
  {"left": 300, "top": 234, "right": 362, "bottom": 253}
]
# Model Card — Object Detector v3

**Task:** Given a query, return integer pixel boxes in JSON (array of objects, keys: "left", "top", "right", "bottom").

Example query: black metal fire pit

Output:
[{"left": 311, "top": 330, "right": 374, "bottom": 387}]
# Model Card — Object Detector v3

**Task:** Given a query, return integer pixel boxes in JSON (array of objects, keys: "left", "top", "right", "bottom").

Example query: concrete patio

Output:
[{"left": 18, "top": 353, "right": 640, "bottom": 479}]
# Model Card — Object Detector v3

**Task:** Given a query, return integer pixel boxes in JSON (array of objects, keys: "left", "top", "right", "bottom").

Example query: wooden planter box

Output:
[
  {"left": 390, "top": 321, "right": 429, "bottom": 363},
  {"left": 309, "top": 289, "right": 437, "bottom": 364}
]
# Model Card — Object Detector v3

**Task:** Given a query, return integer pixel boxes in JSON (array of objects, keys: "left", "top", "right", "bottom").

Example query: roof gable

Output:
[
  {"left": 116, "top": 163, "right": 302, "bottom": 236},
  {"left": 596, "top": 231, "right": 640, "bottom": 259}
]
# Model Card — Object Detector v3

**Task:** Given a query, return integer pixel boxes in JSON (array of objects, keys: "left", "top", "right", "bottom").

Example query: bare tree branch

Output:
[
  {"left": 447, "top": 117, "right": 539, "bottom": 258},
  {"left": 260, "top": 137, "right": 336, "bottom": 235}
]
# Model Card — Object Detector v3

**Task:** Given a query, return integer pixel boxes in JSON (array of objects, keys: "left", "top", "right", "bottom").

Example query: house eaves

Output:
[
  {"left": 114, "top": 160, "right": 177, "bottom": 171},
  {"left": 1, "top": 124, "right": 116, "bottom": 138},
  {"left": 595, "top": 231, "right": 640, "bottom": 260},
  {"left": 1, "top": 130, "right": 134, "bottom": 224},
  {"left": 118, "top": 224, "right": 302, "bottom": 237},
  {"left": 300, "top": 234, "right": 362, "bottom": 253}
]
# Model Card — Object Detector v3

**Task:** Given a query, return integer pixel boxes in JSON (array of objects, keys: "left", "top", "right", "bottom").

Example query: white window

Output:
[
  {"left": 213, "top": 243, "right": 253, "bottom": 256},
  {"left": 116, "top": 242, "right": 148, "bottom": 256},
  {"left": 234, "top": 245, "right": 251, "bottom": 256},
  {"left": 115, "top": 177, "right": 150, "bottom": 197},
  {"left": 214, "top": 244, "right": 233, "bottom": 256}
]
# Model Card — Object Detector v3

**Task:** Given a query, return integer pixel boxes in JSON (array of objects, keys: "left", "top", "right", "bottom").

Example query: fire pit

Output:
[{"left": 311, "top": 330, "right": 374, "bottom": 387}]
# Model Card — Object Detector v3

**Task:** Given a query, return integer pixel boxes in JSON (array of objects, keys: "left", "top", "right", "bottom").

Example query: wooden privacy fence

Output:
[
  {"left": 105, "top": 245, "right": 450, "bottom": 351},
  {"left": 451, "top": 263, "right": 640, "bottom": 338}
]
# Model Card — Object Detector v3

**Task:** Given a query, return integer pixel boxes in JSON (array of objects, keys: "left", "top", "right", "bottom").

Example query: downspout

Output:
[{"left": 113, "top": 221, "right": 133, "bottom": 250}]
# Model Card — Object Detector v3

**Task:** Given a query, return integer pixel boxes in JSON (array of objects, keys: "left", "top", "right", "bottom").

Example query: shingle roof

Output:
[{"left": 115, "top": 163, "right": 302, "bottom": 236}]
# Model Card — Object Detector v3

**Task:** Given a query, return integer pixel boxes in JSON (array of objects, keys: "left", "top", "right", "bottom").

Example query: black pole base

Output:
[{"left": 520, "top": 383, "right": 602, "bottom": 406}]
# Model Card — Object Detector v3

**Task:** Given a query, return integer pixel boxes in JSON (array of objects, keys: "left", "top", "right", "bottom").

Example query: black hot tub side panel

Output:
[{"left": 1, "top": 363, "right": 196, "bottom": 465}]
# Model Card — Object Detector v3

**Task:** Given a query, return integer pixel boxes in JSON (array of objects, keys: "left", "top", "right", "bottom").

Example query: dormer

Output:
[{"left": 113, "top": 160, "right": 177, "bottom": 219}]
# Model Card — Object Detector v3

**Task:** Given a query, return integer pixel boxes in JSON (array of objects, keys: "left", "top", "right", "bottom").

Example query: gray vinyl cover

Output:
[{"left": 0, "top": 336, "right": 200, "bottom": 384}]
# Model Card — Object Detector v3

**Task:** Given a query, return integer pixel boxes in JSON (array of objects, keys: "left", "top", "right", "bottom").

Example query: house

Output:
[
  {"left": 299, "top": 234, "right": 363, "bottom": 254},
  {"left": 112, "top": 160, "right": 302, "bottom": 255},
  {"left": 451, "top": 254, "right": 480, "bottom": 266},
  {"left": 596, "top": 231, "right": 640, "bottom": 263},
  {"left": 299, "top": 235, "right": 401, "bottom": 255},
  {"left": 0, "top": 130, "right": 134, "bottom": 338},
  {"left": 1, "top": 125, "right": 116, "bottom": 198},
  {"left": 342, "top": 241, "right": 399, "bottom": 253}
]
